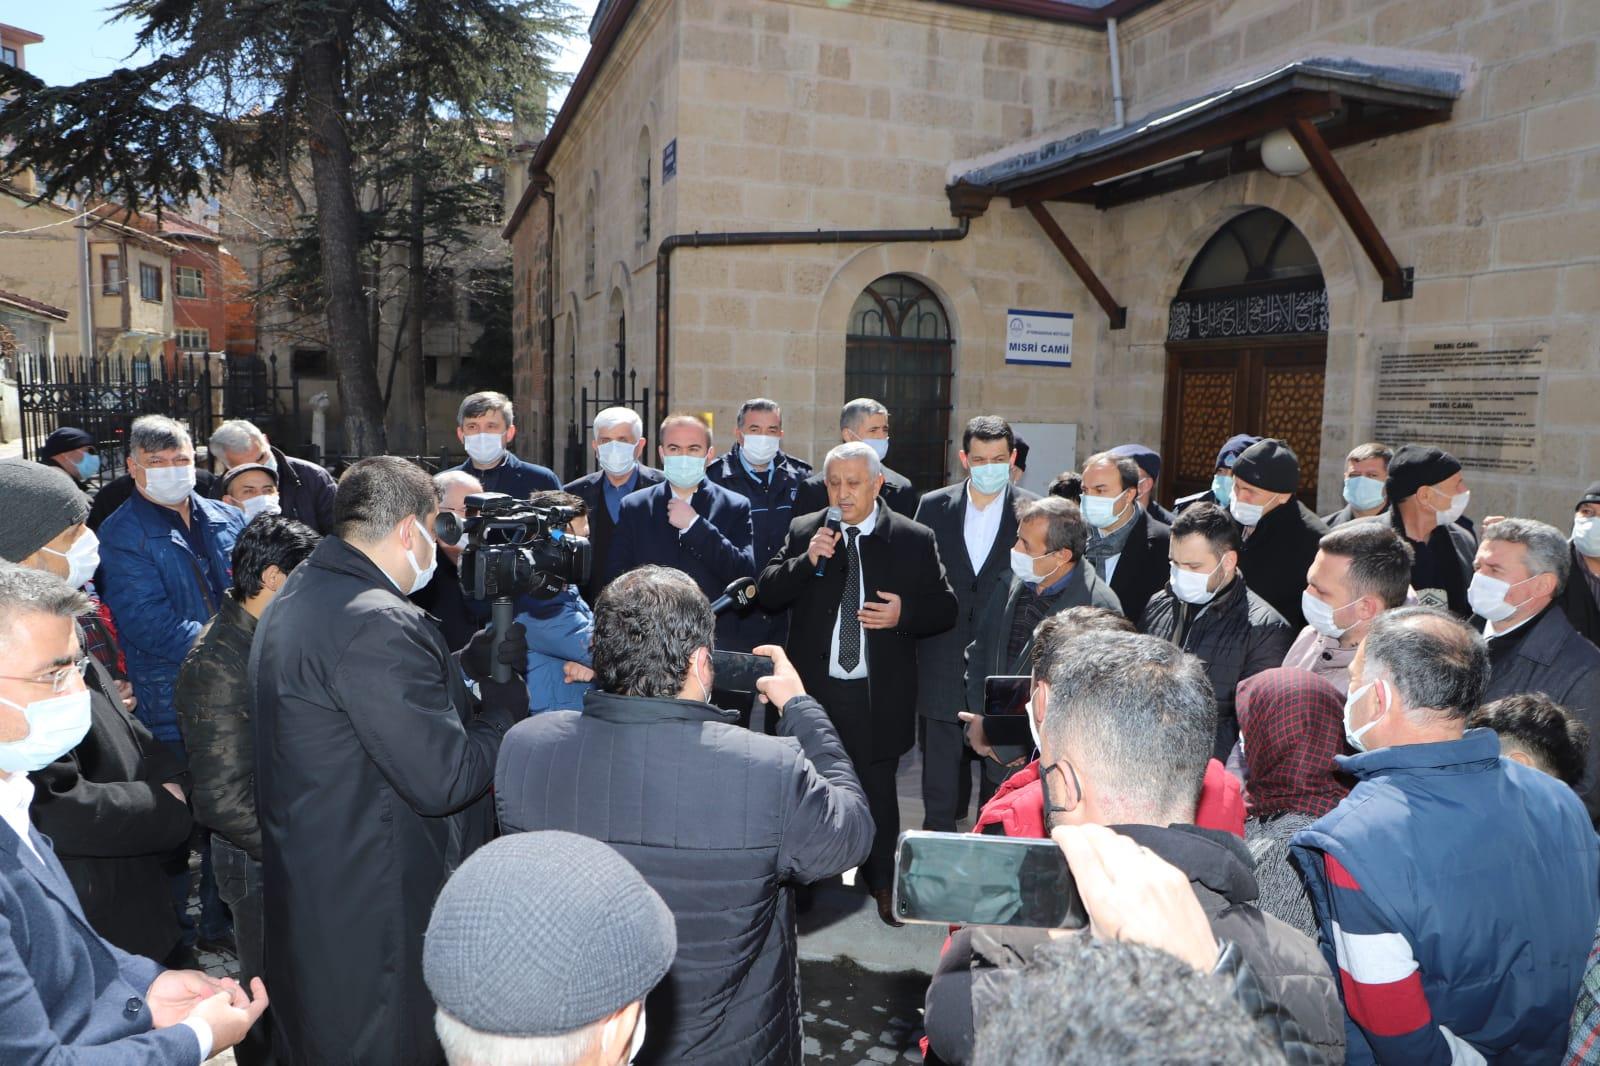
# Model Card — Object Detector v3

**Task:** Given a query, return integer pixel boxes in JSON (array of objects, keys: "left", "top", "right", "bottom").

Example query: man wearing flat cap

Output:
[
  {"left": 1227, "top": 439, "right": 1327, "bottom": 631},
  {"left": 1176, "top": 434, "right": 1260, "bottom": 515},
  {"left": 424, "top": 831, "right": 674, "bottom": 1066},
  {"left": 1562, "top": 480, "right": 1600, "bottom": 649},
  {"left": 1377, "top": 444, "right": 1477, "bottom": 618},
  {"left": 36, "top": 426, "right": 101, "bottom": 492}
]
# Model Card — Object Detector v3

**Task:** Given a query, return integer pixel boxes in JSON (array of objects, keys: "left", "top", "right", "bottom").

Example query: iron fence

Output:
[{"left": 569, "top": 367, "right": 650, "bottom": 477}]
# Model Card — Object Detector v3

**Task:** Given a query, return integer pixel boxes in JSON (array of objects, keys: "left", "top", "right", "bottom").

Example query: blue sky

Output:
[{"left": 14, "top": 0, "right": 598, "bottom": 113}]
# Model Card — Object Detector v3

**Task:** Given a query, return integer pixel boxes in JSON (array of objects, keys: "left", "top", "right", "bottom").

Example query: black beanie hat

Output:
[
  {"left": 1386, "top": 445, "right": 1462, "bottom": 503},
  {"left": 1231, "top": 438, "right": 1300, "bottom": 495}
]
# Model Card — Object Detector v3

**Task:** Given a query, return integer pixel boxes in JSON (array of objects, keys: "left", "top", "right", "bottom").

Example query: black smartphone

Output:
[
  {"left": 709, "top": 650, "right": 775, "bottom": 695},
  {"left": 892, "top": 831, "right": 1087, "bottom": 930},
  {"left": 983, "top": 675, "right": 1032, "bottom": 716}
]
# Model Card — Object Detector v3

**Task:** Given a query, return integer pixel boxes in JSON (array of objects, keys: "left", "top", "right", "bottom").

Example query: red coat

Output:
[{"left": 970, "top": 758, "right": 1245, "bottom": 840}]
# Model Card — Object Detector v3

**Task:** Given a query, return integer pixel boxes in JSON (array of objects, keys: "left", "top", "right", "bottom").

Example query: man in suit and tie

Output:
[
  {"left": 912, "top": 416, "right": 1037, "bottom": 830},
  {"left": 1080, "top": 451, "right": 1173, "bottom": 623},
  {"left": 563, "top": 407, "right": 665, "bottom": 605},
  {"left": 0, "top": 564, "right": 266, "bottom": 1063},
  {"left": 758, "top": 442, "right": 958, "bottom": 925},
  {"left": 793, "top": 398, "right": 921, "bottom": 519},
  {"left": 607, "top": 414, "right": 756, "bottom": 647}
]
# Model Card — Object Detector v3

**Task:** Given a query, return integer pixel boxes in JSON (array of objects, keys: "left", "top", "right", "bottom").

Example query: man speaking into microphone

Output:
[{"left": 758, "top": 441, "right": 957, "bottom": 924}]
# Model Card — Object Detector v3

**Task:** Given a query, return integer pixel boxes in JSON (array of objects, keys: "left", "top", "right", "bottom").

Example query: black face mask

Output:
[{"left": 1039, "top": 758, "right": 1080, "bottom": 832}]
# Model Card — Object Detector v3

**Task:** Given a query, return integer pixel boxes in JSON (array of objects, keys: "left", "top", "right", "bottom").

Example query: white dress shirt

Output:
[
  {"left": 0, "top": 770, "right": 41, "bottom": 861},
  {"left": 963, "top": 481, "right": 1005, "bottom": 575},
  {"left": 829, "top": 502, "right": 882, "bottom": 680}
]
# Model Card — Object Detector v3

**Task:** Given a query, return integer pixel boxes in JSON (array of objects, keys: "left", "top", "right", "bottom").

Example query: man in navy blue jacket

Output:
[
  {"left": 707, "top": 398, "right": 812, "bottom": 659},
  {"left": 606, "top": 414, "right": 756, "bottom": 647},
  {"left": 563, "top": 406, "right": 666, "bottom": 606},
  {"left": 448, "top": 391, "right": 561, "bottom": 499},
  {"left": 0, "top": 564, "right": 266, "bottom": 1064}
]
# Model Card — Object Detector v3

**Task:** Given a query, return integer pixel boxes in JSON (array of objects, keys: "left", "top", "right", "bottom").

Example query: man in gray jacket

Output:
[{"left": 495, "top": 565, "right": 873, "bottom": 1065}]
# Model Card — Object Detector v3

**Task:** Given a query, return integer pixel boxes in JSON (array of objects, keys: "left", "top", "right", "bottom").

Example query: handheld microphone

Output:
[
  {"left": 814, "top": 506, "right": 843, "bottom": 577},
  {"left": 710, "top": 577, "right": 758, "bottom": 615}
]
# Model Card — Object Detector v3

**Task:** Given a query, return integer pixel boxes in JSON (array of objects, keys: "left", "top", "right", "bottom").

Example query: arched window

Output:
[
  {"left": 844, "top": 274, "right": 953, "bottom": 493},
  {"left": 637, "top": 129, "right": 652, "bottom": 248},
  {"left": 584, "top": 186, "right": 596, "bottom": 292},
  {"left": 1178, "top": 207, "right": 1321, "bottom": 296}
]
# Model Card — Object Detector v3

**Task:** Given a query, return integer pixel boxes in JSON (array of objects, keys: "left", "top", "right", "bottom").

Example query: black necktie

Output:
[{"left": 839, "top": 526, "right": 862, "bottom": 672}]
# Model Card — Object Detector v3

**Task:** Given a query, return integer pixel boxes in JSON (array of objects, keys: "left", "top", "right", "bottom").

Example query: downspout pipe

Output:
[
  {"left": 538, "top": 180, "right": 557, "bottom": 469},
  {"left": 1107, "top": 17, "right": 1126, "bottom": 130},
  {"left": 653, "top": 216, "right": 971, "bottom": 428}
]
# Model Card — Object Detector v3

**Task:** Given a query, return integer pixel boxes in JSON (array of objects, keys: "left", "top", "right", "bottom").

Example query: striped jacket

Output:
[{"left": 1291, "top": 729, "right": 1599, "bottom": 1064}]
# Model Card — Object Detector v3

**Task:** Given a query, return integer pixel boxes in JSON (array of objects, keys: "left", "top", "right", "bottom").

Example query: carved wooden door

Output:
[{"left": 1160, "top": 340, "right": 1326, "bottom": 509}]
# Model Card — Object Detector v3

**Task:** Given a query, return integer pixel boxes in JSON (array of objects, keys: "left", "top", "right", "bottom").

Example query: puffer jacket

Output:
[
  {"left": 1140, "top": 575, "right": 1292, "bottom": 758},
  {"left": 1212, "top": 940, "right": 1330, "bottom": 1065},
  {"left": 514, "top": 585, "right": 593, "bottom": 714},
  {"left": 495, "top": 690, "right": 873, "bottom": 1065},
  {"left": 174, "top": 593, "right": 262, "bottom": 858},
  {"left": 971, "top": 757, "right": 1246, "bottom": 839},
  {"left": 97, "top": 490, "right": 245, "bottom": 747},
  {"left": 924, "top": 823, "right": 1344, "bottom": 1064}
]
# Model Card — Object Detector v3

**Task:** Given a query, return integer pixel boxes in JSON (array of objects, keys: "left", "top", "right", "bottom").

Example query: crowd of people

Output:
[{"left": 2, "top": 387, "right": 1600, "bottom": 1065}]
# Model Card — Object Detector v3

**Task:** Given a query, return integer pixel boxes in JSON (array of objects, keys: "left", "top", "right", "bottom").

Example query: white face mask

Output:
[
  {"left": 740, "top": 433, "right": 781, "bottom": 466},
  {"left": 1573, "top": 515, "right": 1600, "bottom": 559},
  {"left": 404, "top": 518, "right": 438, "bottom": 595},
  {"left": 138, "top": 462, "right": 197, "bottom": 506},
  {"left": 0, "top": 689, "right": 93, "bottom": 773},
  {"left": 597, "top": 440, "right": 639, "bottom": 477},
  {"left": 1010, "top": 548, "right": 1057, "bottom": 585},
  {"left": 1301, "top": 589, "right": 1359, "bottom": 640},
  {"left": 1343, "top": 680, "right": 1381, "bottom": 752},
  {"left": 1468, "top": 571, "right": 1536, "bottom": 624},
  {"left": 240, "top": 495, "right": 281, "bottom": 521},
  {"left": 463, "top": 432, "right": 506, "bottom": 466},
  {"left": 1026, "top": 691, "right": 1042, "bottom": 753},
  {"left": 42, "top": 529, "right": 100, "bottom": 589},
  {"left": 1082, "top": 491, "right": 1131, "bottom": 530},
  {"left": 1169, "top": 559, "right": 1224, "bottom": 605},
  {"left": 1229, "top": 497, "right": 1265, "bottom": 527},
  {"left": 1429, "top": 487, "right": 1471, "bottom": 525}
]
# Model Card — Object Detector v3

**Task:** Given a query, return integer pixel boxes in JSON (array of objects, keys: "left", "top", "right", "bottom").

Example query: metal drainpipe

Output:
[
  {"left": 652, "top": 217, "right": 971, "bottom": 428},
  {"left": 1107, "top": 17, "right": 1126, "bottom": 130},
  {"left": 538, "top": 181, "right": 558, "bottom": 469}
]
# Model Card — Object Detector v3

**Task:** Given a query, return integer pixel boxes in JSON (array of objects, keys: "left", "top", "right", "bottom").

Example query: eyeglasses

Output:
[{"left": 0, "top": 657, "right": 91, "bottom": 694}]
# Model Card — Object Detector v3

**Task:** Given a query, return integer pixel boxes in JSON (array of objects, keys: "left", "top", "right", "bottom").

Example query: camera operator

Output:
[
  {"left": 251, "top": 457, "right": 531, "bottom": 1066},
  {"left": 514, "top": 491, "right": 596, "bottom": 711},
  {"left": 495, "top": 564, "right": 873, "bottom": 1064}
]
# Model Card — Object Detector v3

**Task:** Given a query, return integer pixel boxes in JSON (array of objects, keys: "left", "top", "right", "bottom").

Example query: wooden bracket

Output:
[
  {"left": 1026, "top": 202, "right": 1127, "bottom": 330},
  {"left": 1288, "top": 115, "right": 1414, "bottom": 301}
]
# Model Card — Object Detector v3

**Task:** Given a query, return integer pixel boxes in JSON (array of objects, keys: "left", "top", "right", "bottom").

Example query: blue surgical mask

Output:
[
  {"left": 0, "top": 689, "right": 92, "bottom": 773},
  {"left": 1343, "top": 476, "right": 1386, "bottom": 512},
  {"left": 663, "top": 455, "right": 706, "bottom": 490},
  {"left": 1211, "top": 473, "right": 1233, "bottom": 508},
  {"left": 73, "top": 452, "right": 100, "bottom": 480},
  {"left": 1575, "top": 516, "right": 1600, "bottom": 559},
  {"left": 969, "top": 462, "right": 1011, "bottom": 496},
  {"left": 1082, "top": 492, "right": 1131, "bottom": 530},
  {"left": 862, "top": 437, "right": 890, "bottom": 462}
]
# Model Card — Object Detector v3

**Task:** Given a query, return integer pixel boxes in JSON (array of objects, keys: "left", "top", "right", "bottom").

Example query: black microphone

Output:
[
  {"left": 815, "top": 506, "right": 843, "bottom": 577},
  {"left": 710, "top": 577, "right": 758, "bottom": 615}
]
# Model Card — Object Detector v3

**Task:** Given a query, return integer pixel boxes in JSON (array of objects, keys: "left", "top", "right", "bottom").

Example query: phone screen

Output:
[
  {"left": 892, "top": 831, "right": 1087, "bottom": 929},
  {"left": 708, "top": 651, "right": 774, "bottom": 695},
  {"left": 983, "top": 675, "right": 1032, "bottom": 716}
]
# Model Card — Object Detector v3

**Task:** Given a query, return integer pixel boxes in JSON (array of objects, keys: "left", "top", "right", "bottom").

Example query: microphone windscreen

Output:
[{"left": 825, "top": 506, "right": 843, "bottom": 525}]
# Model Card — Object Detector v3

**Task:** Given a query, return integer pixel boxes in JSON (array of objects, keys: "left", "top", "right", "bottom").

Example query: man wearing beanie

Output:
[
  {"left": 1177, "top": 434, "right": 1260, "bottom": 514},
  {"left": 1379, "top": 444, "right": 1476, "bottom": 618},
  {"left": 0, "top": 461, "right": 194, "bottom": 965},
  {"left": 1562, "top": 480, "right": 1600, "bottom": 648},
  {"left": 424, "top": 832, "right": 675, "bottom": 1066},
  {"left": 1229, "top": 439, "right": 1328, "bottom": 630}
]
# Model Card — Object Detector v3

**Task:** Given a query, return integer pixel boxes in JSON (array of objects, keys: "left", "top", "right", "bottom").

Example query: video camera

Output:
[{"left": 435, "top": 492, "right": 593, "bottom": 681}]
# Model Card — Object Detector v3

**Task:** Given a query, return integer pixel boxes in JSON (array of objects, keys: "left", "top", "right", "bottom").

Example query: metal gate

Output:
[
  {"left": 844, "top": 274, "right": 954, "bottom": 495},
  {"left": 571, "top": 367, "right": 650, "bottom": 477},
  {"left": 17, "top": 352, "right": 301, "bottom": 486}
]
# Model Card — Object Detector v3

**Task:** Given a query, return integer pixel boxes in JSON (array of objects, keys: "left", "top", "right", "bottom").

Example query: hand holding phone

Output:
[
  {"left": 892, "top": 831, "right": 1087, "bottom": 929},
  {"left": 752, "top": 645, "right": 805, "bottom": 711}
]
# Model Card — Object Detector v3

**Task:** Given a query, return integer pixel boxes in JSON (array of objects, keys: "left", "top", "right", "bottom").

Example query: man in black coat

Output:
[
  {"left": 924, "top": 630, "right": 1344, "bottom": 1065},
  {"left": 1561, "top": 481, "right": 1600, "bottom": 648},
  {"left": 1470, "top": 517, "right": 1600, "bottom": 820},
  {"left": 707, "top": 398, "right": 813, "bottom": 657},
  {"left": 1228, "top": 438, "right": 1327, "bottom": 631},
  {"left": 1081, "top": 450, "right": 1171, "bottom": 622},
  {"left": 495, "top": 566, "right": 872, "bottom": 1065},
  {"left": 251, "top": 457, "right": 531, "bottom": 1066},
  {"left": 0, "top": 460, "right": 193, "bottom": 966},
  {"left": 793, "top": 397, "right": 920, "bottom": 518},
  {"left": 913, "top": 416, "right": 1034, "bottom": 830},
  {"left": 562, "top": 406, "right": 665, "bottom": 606},
  {"left": 1141, "top": 503, "right": 1292, "bottom": 758},
  {"left": 1109, "top": 443, "right": 1176, "bottom": 526},
  {"left": 1378, "top": 445, "right": 1478, "bottom": 617},
  {"left": 758, "top": 441, "right": 958, "bottom": 924},
  {"left": 207, "top": 418, "right": 337, "bottom": 534}
]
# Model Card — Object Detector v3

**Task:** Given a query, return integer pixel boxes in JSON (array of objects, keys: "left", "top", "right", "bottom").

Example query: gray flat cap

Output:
[
  {"left": 423, "top": 831, "right": 676, "bottom": 1037},
  {"left": 0, "top": 461, "right": 90, "bottom": 562}
]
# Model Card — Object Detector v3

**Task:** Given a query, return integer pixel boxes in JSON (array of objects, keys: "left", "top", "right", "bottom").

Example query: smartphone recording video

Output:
[{"left": 892, "top": 831, "right": 1088, "bottom": 930}]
